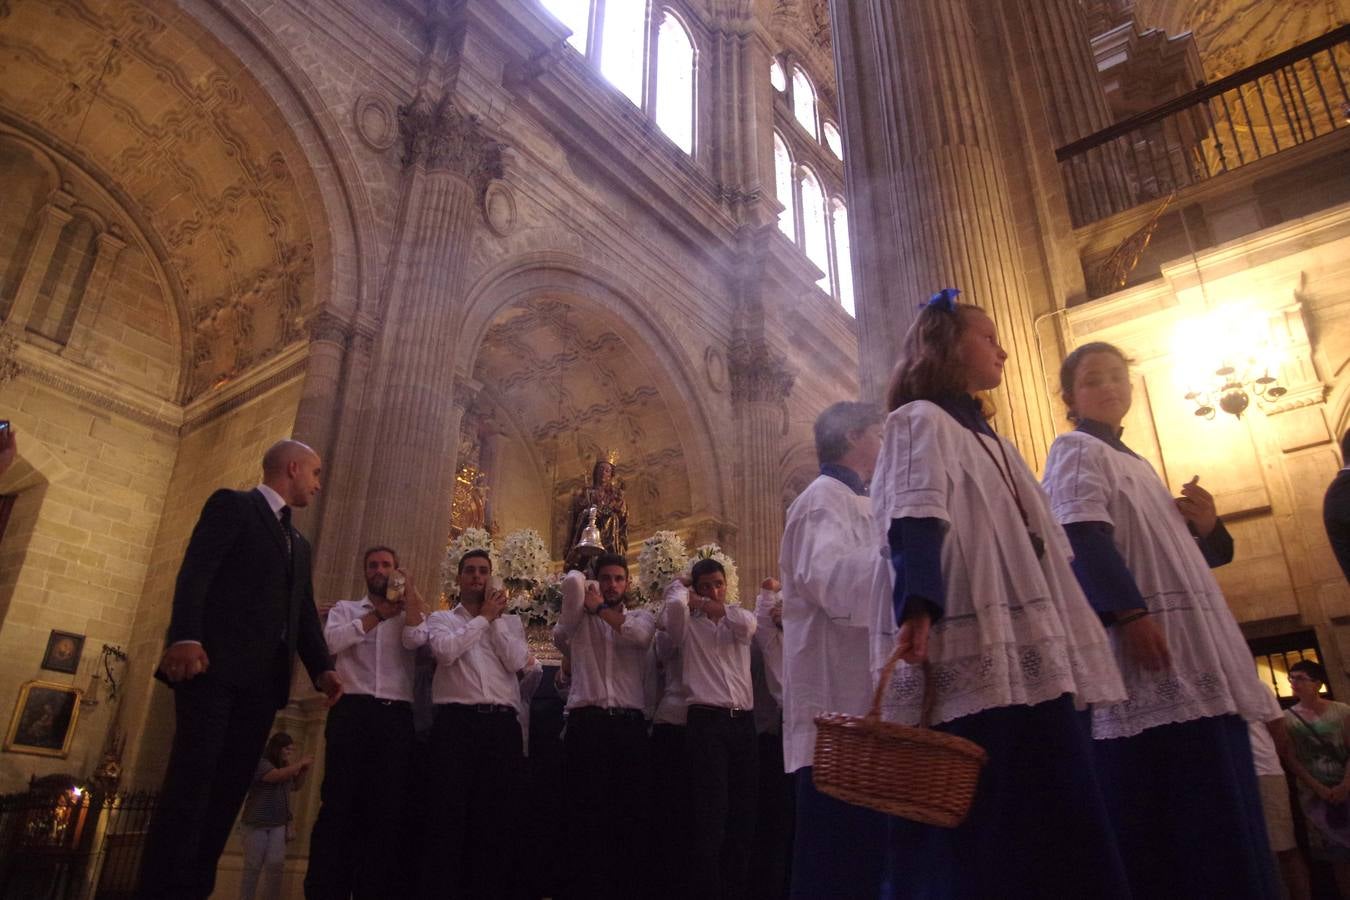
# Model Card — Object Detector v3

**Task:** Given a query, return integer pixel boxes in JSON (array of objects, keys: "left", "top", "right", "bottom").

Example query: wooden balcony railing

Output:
[{"left": 1056, "top": 24, "right": 1350, "bottom": 227}]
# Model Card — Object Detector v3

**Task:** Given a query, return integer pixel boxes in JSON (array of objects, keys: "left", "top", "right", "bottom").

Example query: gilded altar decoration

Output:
[
  {"left": 449, "top": 464, "right": 490, "bottom": 539},
  {"left": 565, "top": 454, "right": 628, "bottom": 565}
]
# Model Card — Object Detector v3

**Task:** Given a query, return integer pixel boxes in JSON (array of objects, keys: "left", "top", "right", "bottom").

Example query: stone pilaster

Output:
[
  {"left": 357, "top": 94, "right": 503, "bottom": 596},
  {"left": 706, "top": 4, "right": 778, "bottom": 226},
  {"left": 62, "top": 227, "right": 126, "bottom": 355},
  {"left": 1018, "top": 0, "right": 1134, "bottom": 224},
  {"left": 728, "top": 338, "right": 794, "bottom": 587},
  {"left": 829, "top": 0, "right": 1056, "bottom": 463},
  {"left": 3, "top": 189, "right": 74, "bottom": 326}
]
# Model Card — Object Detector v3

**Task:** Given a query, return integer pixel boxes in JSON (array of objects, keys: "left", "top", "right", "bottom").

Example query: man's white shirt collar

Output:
[{"left": 256, "top": 483, "right": 286, "bottom": 520}]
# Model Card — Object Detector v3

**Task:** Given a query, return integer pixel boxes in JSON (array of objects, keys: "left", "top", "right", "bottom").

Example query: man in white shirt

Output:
[
  {"left": 752, "top": 577, "right": 794, "bottom": 900},
  {"left": 305, "top": 546, "right": 424, "bottom": 900},
  {"left": 552, "top": 553, "right": 655, "bottom": 900},
  {"left": 650, "top": 606, "right": 692, "bottom": 900},
  {"left": 780, "top": 401, "right": 886, "bottom": 898},
  {"left": 664, "top": 559, "right": 758, "bottom": 899},
  {"left": 410, "top": 548, "right": 529, "bottom": 899}
]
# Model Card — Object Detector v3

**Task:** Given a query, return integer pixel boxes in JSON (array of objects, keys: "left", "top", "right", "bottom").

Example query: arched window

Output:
[
  {"left": 769, "top": 58, "right": 787, "bottom": 92},
  {"left": 774, "top": 133, "right": 795, "bottom": 241},
  {"left": 831, "top": 199, "right": 855, "bottom": 316},
  {"left": 654, "top": 10, "right": 695, "bottom": 154},
  {"left": 799, "top": 167, "right": 830, "bottom": 292},
  {"left": 541, "top": 0, "right": 591, "bottom": 52},
  {"left": 822, "top": 121, "right": 843, "bottom": 159},
  {"left": 792, "top": 67, "right": 817, "bottom": 138},
  {"left": 599, "top": 0, "right": 646, "bottom": 105}
]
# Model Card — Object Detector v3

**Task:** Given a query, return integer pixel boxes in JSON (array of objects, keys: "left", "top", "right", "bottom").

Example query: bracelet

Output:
[{"left": 1114, "top": 610, "right": 1149, "bottom": 627}]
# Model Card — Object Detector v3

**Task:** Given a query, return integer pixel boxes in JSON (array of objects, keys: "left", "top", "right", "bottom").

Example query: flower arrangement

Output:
[
  {"left": 498, "top": 528, "right": 551, "bottom": 591},
  {"left": 637, "top": 530, "right": 690, "bottom": 597},
  {"left": 686, "top": 543, "right": 739, "bottom": 606},
  {"left": 441, "top": 527, "right": 495, "bottom": 598}
]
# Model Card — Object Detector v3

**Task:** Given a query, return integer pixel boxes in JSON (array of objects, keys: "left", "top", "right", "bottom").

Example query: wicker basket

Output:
[{"left": 812, "top": 647, "right": 987, "bottom": 828}]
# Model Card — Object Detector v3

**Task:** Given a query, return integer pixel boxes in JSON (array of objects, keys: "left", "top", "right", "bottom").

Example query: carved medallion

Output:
[
  {"left": 483, "top": 179, "right": 517, "bottom": 237},
  {"left": 354, "top": 93, "right": 397, "bottom": 152}
]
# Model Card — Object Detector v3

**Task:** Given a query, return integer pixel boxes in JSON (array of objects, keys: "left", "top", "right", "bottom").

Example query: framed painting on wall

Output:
[
  {"left": 4, "top": 681, "right": 81, "bottom": 757},
  {"left": 40, "top": 630, "right": 85, "bottom": 674}
]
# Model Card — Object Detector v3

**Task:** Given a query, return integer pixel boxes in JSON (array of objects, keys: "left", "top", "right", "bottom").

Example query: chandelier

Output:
[{"left": 1184, "top": 358, "right": 1285, "bottom": 419}]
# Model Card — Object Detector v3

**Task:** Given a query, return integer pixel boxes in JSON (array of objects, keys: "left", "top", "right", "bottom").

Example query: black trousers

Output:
[
  {"left": 560, "top": 709, "right": 651, "bottom": 900},
  {"left": 419, "top": 704, "right": 525, "bottom": 900},
  {"left": 751, "top": 730, "right": 794, "bottom": 900},
  {"left": 651, "top": 723, "right": 691, "bottom": 900},
  {"left": 687, "top": 706, "right": 758, "bottom": 900},
  {"left": 304, "top": 694, "right": 415, "bottom": 900},
  {"left": 137, "top": 674, "right": 278, "bottom": 900}
]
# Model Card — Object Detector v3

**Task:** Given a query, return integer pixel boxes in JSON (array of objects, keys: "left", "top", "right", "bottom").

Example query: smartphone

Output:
[
  {"left": 0, "top": 420, "right": 9, "bottom": 434},
  {"left": 489, "top": 575, "right": 504, "bottom": 594}
]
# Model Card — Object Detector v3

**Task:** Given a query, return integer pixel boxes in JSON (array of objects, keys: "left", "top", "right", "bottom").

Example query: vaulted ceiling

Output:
[{"left": 0, "top": 0, "right": 319, "bottom": 398}]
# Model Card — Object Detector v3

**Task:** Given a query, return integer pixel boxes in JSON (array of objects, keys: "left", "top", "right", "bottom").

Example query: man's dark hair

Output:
[
  {"left": 814, "top": 401, "right": 882, "bottom": 465},
  {"left": 363, "top": 545, "right": 400, "bottom": 568},
  {"left": 691, "top": 558, "right": 725, "bottom": 586},
  {"left": 457, "top": 548, "right": 492, "bottom": 573},
  {"left": 1290, "top": 659, "right": 1329, "bottom": 685},
  {"left": 1341, "top": 429, "right": 1350, "bottom": 461},
  {"left": 594, "top": 552, "right": 629, "bottom": 575}
]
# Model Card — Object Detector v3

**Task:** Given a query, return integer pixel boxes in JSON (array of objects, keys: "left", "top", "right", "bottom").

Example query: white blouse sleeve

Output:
[
  {"left": 1042, "top": 433, "right": 1114, "bottom": 527},
  {"left": 874, "top": 402, "right": 951, "bottom": 524}
]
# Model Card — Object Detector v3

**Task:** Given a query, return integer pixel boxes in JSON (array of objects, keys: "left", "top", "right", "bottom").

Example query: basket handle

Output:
[{"left": 867, "top": 643, "right": 936, "bottom": 728}]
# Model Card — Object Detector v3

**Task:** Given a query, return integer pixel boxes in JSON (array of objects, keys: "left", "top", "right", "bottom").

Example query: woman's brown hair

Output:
[
  {"left": 263, "top": 731, "right": 293, "bottom": 768},
  {"left": 885, "top": 299, "right": 987, "bottom": 413}
]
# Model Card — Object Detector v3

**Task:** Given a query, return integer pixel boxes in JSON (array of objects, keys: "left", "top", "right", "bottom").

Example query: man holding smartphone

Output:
[
  {"left": 304, "top": 546, "right": 425, "bottom": 900},
  {"left": 553, "top": 553, "right": 655, "bottom": 900},
  {"left": 411, "top": 548, "right": 529, "bottom": 899}
]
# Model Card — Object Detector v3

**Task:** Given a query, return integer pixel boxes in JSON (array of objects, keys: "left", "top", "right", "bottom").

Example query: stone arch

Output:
[
  {"left": 0, "top": 433, "right": 78, "bottom": 633},
  {"left": 458, "top": 252, "right": 730, "bottom": 534}
]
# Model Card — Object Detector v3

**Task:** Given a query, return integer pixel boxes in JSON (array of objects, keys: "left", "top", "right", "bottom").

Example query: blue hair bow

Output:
[{"left": 921, "top": 288, "right": 961, "bottom": 312}]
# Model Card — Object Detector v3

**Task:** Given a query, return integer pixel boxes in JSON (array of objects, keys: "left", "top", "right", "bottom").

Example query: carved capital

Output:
[
  {"left": 397, "top": 93, "right": 505, "bottom": 191},
  {"left": 307, "top": 310, "right": 349, "bottom": 347},
  {"left": 727, "top": 340, "right": 794, "bottom": 404}
]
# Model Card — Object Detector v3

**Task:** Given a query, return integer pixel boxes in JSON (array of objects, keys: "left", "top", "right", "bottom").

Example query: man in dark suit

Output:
[
  {"left": 1325, "top": 430, "right": 1350, "bottom": 583},
  {"left": 137, "top": 439, "right": 343, "bottom": 900}
]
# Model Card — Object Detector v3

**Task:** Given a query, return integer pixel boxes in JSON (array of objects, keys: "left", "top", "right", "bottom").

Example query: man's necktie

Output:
[{"left": 279, "top": 505, "right": 293, "bottom": 558}]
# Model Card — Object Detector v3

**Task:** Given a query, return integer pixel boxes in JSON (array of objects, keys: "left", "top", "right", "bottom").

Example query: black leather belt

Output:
[
  {"left": 342, "top": 694, "right": 410, "bottom": 709},
  {"left": 444, "top": 702, "right": 517, "bottom": 715},
  {"left": 570, "top": 705, "right": 645, "bottom": 721},
  {"left": 689, "top": 704, "right": 751, "bottom": 719}
]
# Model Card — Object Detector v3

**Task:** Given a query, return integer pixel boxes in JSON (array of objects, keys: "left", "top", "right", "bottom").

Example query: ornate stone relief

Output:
[
  {"left": 482, "top": 179, "right": 517, "bottom": 236},
  {"left": 727, "top": 339, "right": 795, "bottom": 405},
  {"left": 397, "top": 92, "right": 505, "bottom": 193}
]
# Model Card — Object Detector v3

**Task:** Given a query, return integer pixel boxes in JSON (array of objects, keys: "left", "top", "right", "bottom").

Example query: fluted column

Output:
[
  {"left": 1018, "top": 0, "right": 1133, "bottom": 223},
  {"left": 358, "top": 94, "right": 503, "bottom": 595},
  {"left": 706, "top": 2, "right": 778, "bottom": 226},
  {"left": 729, "top": 340, "right": 794, "bottom": 588},
  {"left": 829, "top": 0, "right": 1057, "bottom": 463}
]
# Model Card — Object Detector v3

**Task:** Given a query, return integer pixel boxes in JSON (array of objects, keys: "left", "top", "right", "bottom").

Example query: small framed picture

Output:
[
  {"left": 4, "top": 681, "right": 82, "bottom": 757},
  {"left": 41, "top": 630, "right": 85, "bottom": 674}
]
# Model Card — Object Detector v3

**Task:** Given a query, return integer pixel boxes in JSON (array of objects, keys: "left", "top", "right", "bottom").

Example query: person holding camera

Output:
[
  {"left": 553, "top": 553, "right": 656, "bottom": 900},
  {"left": 413, "top": 548, "right": 529, "bottom": 899},
  {"left": 305, "top": 546, "right": 425, "bottom": 900}
]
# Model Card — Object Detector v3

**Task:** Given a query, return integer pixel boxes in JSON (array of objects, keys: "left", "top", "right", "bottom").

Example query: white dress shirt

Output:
[
  {"left": 780, "top": 474, "right": 886, "bottom": 772},
  {"left": 653, "top": 618, "right": 690, "bottom": 725},
  {"left": 412, "top": 605, "right": 530, "bottom": 710},
  {"left": 754, "top": 590, "right": 784, "bottom": 706},
  {"left": 552, "top": 570, "right": 655, "bottom": 711},
  {"left": 663, "top": 582, "right": 756, "bottom": 710},
  {"left": 324, "top": 597, "right": 421, "bottom": 702}
]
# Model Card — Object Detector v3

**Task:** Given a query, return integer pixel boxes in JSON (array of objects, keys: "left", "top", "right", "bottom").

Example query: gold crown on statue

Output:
[{"left": 602, "top": 449, "right": 619, "bottom": 466}]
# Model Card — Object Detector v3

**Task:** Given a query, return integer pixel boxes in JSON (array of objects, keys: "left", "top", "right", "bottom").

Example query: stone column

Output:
[
  {"left": 63, "top": 227, "right": 126, "bottom": 356},
  {"left": 706, "top": 4, "right": 778, "bottom": 227},
  {"left": 829, "top": 0, "right": 1057, "bottom": 463},
  {"left": 729, "top": 339, "right": 794, "bottom": 587},
  {"left": 358, "top": 94, "right": 502, "bottom": 595},
  {"left": 290, "top": 309, "right": 350, "bottom": 568},
  {"left": 1017, "top": 0, "right": 1133, "bottom": 223}
]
